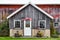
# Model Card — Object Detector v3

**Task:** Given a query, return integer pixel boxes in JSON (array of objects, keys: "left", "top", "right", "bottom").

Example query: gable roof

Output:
[{"left": 7, "top": 3, "right": 54, "bottom": 19}]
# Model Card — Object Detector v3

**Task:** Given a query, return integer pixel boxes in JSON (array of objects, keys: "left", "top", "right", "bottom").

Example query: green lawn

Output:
[{"left": 0, "top": 37, "right": 60, "bottom": 40}]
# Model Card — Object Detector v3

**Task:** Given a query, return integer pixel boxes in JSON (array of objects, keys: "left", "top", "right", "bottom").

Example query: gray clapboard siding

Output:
[{"left": 9, "top": 5, "right": 51, "bottom": 29}]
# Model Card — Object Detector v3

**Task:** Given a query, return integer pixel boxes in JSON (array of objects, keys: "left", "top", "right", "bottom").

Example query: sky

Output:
[{"left": 0, "top": 0, "right": 60, "bottom": 4}]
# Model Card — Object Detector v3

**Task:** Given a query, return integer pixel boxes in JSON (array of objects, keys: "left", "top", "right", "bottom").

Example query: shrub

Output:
[
  {"left": 36, "top": 31, "right": 44, "bottom": 37},
  {"left": 0, "top": 20, "right": 9, "bottom": 37},
  {"left": 50, "top": 20, "right": 58, "bottom": 37},
  {"left": 52, "top": 34, "right": 58, "bottom": 38},
  {"left": 14, "top": 31, "right": 22, "bottom": 37}
]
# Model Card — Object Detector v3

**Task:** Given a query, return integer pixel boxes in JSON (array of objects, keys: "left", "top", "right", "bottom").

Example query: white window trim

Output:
[
  {"left": 14, "top": 20, "right": 21, "bottom": 28},
  {"left": 38, "top": 20, "right": 46, "bottom": 29}
]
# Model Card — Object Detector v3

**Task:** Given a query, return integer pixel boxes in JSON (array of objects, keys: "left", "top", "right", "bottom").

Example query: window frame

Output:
[
  {"left": 25, "top": 20, "right": 30, "bottom": 27},
  {"left": 14, "top": 20, "right": 21, "bottom": 28},
  {"left": 38, "top": 20, "right": 46, "bottom": 29},
  {"left": 54, "top": 22, "right": 59, "bottom": 28},
  {"left": 54, "top": 18, "right": 59, "bottom": 28}
]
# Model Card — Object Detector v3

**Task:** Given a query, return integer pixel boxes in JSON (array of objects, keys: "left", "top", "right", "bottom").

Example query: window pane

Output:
[
  {"left": 15, "top": 21, "right": 20, "bottom": 28},
  {"left": 38, "top": 20, "right": 45, "bottom": 28},
  {"left": 54, "top": 23, "right": 58, "bottom": 27},
  {"left": 40, "top": 21, "right": 45, "bottom": 28},
  {"left": 26, "top": 20, "right": 30, "bottom": 27}
]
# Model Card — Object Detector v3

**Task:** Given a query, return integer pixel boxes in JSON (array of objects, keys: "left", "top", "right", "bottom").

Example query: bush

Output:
[
  {"left": 52, "top": 34, "right": 58, "bottom": 38},
  {"left": 0, "top": 20, "right": 9, "bottom": 37},
  {"left": 50, "top": 20, "right": 58, "bottom": 37},
  {"left": 14, "top": 31, "right": 22, "bottom": 37},
  {"left": 36, "top": 31, "right": 44, "bottom": 37}
]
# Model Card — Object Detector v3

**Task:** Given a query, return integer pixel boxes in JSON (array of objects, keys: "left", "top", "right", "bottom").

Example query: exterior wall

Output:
[
  {"left": 9, "top": 4, "right": 51, "bottom": 37},
  {"left": 10, "top": 29, "right": 50, "bottom": 37},
  {"left": 10, "top": 29, "right": 23, "bottom": 37},
  {"left": 32, "top": 29, "right": 38, "bottom": 37},
  {"left": 10, "top": 29, "right": 14, "bottom": 37},
  {"left": 44, "top": 29, "right": 50, "bottom": 37}
]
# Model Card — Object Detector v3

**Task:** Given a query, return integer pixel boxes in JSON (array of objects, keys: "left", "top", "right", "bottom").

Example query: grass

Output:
[{"left": 0, "top": 37, "right": 60, "bottom": 40}]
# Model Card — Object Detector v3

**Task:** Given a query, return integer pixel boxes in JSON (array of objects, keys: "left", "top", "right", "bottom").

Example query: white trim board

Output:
[
  {"left": 7, "top": 3, "right": 54, "bottom": 19},
  {"left": 14, "top": 20, "right": 21, "bottom": 28}
]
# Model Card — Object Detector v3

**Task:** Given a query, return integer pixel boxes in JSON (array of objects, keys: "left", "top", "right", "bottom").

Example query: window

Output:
[
  {"left": 54, "top": 18, "right": 59, "bottom": 27},
  {"left": 38, "top": 20, "right": 46, "bottom": 28},
  {"left": 14, "top": 20, "right": 21, "bottom": 28},
  {"left": 54, "top": 22, "right": 58, "bottom": 27},
  {"left": 26, "top": 20, "right": 30, "bottom": 27}
]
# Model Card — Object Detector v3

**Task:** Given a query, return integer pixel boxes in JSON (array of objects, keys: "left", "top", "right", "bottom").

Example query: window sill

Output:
[
  {"left": 38, "top": 28, "right": 46, "bottom": 30},
  {"left": 13, "top": 28, "right": 21, "bottom": 30},
  {"left": 54, "top": 27, "right": 59, "bottom": 28}
]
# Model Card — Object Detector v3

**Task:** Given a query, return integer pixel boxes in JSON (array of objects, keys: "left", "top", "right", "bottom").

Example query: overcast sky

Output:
[{"left": 0, "top": 0, "right": 60, "bottom": 4}]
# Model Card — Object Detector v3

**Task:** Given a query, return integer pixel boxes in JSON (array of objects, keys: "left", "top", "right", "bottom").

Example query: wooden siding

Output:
[
  {"left": 9, "top": 5, "right": 51, "bottom": 29},
  {"left": 37, "top": 5, "right": 60, "bottom": 18},
  {"left": 0, "top": 5, "right": 60, "bottom": 22},
  {"left": 0, "top": 5, "right": 23, "bottom": 23}
]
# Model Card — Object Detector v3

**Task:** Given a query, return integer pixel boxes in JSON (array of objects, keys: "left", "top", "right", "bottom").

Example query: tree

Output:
[
  {"left": 0, "top": 20, "right": 9, "bottom": 36},
  {"left": 50, "top": 20, "right": 57, "bottom": 37}
]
